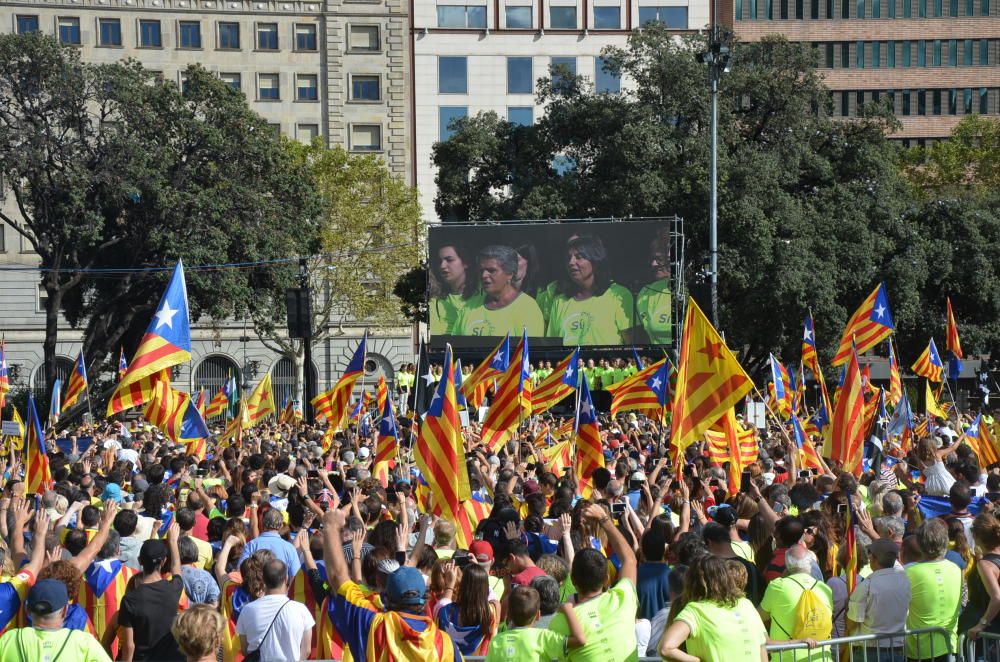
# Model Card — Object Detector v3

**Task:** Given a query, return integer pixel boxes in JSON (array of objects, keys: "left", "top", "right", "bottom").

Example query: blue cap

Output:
[
  {"left": 101, "top": 484, "right": 123, "bottom": 503},
  {"left": 26, "top": 579, "right": 69, "bottom": 616},
  {"left": 383, "top": 566, "right": 426, "bottom": 607}
]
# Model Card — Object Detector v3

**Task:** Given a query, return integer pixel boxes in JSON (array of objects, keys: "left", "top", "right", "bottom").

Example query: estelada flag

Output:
[
  {"left": 965, "top": 414, "right": 1000, "bottom": 467},
  {"left": 373, "top": 395, "right": 400, "bottom": 487},
  {"left": 62, "top": 352, "right": 88, "bottom": 411},
  {"left": 946, "top": 297, "right": 964, "bottom": 359},
  {"left": 888, "top": 340, "right": 903, "bottom": 407},
  {"left": 24, "top": 394, "right": 53, "bottom": 494},
  {"left": 108, "top": 262, "right": 191, "bottom": 416},
  {"left": 669, "top": 298, "right": 753, "bottom": 466},
  {"left": 531, "top": 347, "right": 579, "bottom": 415},
  {"left": 832, "top": 283, "right": 894, "bottom": 366},
  {"left": 0, "top": 341, "right": 9, "bottom": 412},
  {"left": 769, "top": 354, "right": 794, "bottom": 420},
  {"left": 481, "top": 330, "right": 531, "bottom": 452},
  {"left": 911, "top": 338, "right": 944, "bottom": 383},
  {"left": 311, "top": 332, "right": 367, "bottom": 429},
  {"left": 706, "top": 409, "right": 757, "bottom": 496},
  {"left": 574, "top": 378, "right": 604, "bottom": 499},
  {"left": 831, "top": 345, "right": 865, "bottom": 477},
  {"left": 801, "top": 315, "right": 819, "bottom": 374},
  {"left": 608, "top": 358, "right": 669, "bottom": 418},
  {"left": 461, "top": 334, "right": 511, "bottom": 409}
]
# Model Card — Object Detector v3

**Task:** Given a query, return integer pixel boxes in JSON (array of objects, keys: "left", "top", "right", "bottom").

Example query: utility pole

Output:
[{"left": 299, "top": 258, "right": 315, "bottom": 424}]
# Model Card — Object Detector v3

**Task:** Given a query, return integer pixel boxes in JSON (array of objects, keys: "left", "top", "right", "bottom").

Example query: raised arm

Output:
[
  {"left": 321, "top": 507, "right": 351, "bottom": 590},
  {"left": 69, "top": 501, "right": 120, "bottom": 573},
  {"left": 21, "top": 510, "right": 51, "bottom": 579},
  {"left": 166, "top": 520, "right": 181, "bottom": 577},
  {"left": 582, "top": 502, "right": 636, "bottom": 585}
]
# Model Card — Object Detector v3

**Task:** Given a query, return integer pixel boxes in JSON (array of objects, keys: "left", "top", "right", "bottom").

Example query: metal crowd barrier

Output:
[{"left": 966, "top": 630, "right": 1000, "bottom": 662}]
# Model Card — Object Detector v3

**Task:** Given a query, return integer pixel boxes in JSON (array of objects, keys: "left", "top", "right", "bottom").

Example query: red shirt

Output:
[
  {"left": 192, "top": 511, "right": 210, "bottom": 540},
  {"left": 511, "top": 566, "right": 547, "bottom": 589}
]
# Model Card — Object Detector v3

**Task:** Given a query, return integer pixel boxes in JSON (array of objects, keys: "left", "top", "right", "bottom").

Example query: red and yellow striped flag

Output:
[
  {"left": 946, "top": 297, "right": 964, "bottom": 359},
  {"left": 246, "top": 373, "right": 276, "bottom": 424},
  {"left": 911, "top": 338, "right": 945, "bottom": 383},
  {"left": 531, "top": 348, "right": 579, "bottom": 415},
  {"left": 575, "top": 378, "right": 604, "bottom": 499},
  {"left": 831, "top": 283, "right": 894, "bottom": 367},
  {"left": 61, "top": 352, "right": 88, "bottom": 411},
  {"left": 311, "top": 332, "right": 367, "bottom": 429},
  {"left": 608, "top": 359, "right": 668, "bottom": 418},
  {"left": 669, "top": 298, "right": 753, "bottom": 466},
  {"left": 831, "top": 346, "right": 866, "bottom": 477},
  {"left": 107, "top": 370, "right": 163, "bottom": 417},
  {"left": 706, "top": 408, "right": 757, "bottom": 496},
  {"left": 541, "top": 439, "right": 573, "bottom": 475},
  {"left": 481, "top": 332, "right": 531, "bottom": 452},
  {"left": 24, "top": 394, "right": 52, "bottom": 495},
  {"left": 220, "top": 401, "right": 250, "bottom": 447},
  {"left": 461, "top": 334, "right": 510, "bottom": 409},
  {"left": 888, "top": 341, "right": 903, "bottom": 408},
  {"left": 376, "top": 375, "right": 389, "bottom": 414}
]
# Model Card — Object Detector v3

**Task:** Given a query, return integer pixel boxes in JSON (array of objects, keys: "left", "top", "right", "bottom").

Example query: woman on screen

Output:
[
  {"left": 635, "top": 230, "right": 673, "bottom": 346},
  {"left": 429, "top": 243, "right": 484, "bottom": 336},
  {"left": 546, "top": 235, "right": 634, "bottom": 346},
  {"left": 454, "top": 245, "right": 544, "bottom": 337}
]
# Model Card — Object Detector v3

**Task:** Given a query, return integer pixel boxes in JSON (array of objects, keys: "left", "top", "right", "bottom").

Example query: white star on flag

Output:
[
  {"left": 874, "top": 304, "right": 886, "bottom": 319},
  {"left": 579, "top": 400, "right": 592, "bottom": 418},
  {"left": 154, "top": 301, "right": 178, "bottom": 330},
  {"left": 565, "top": 366, "right": 575, "bottom": 380},
  {"left": 650, "top": 377, "right": 663, "bottom": 390},
  {"left": 803, "top": 327, "right": 813, "bottom": 342}
]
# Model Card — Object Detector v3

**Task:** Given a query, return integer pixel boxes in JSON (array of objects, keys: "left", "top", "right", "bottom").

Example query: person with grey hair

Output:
[
  {"left": 882, "top": 491, "right": 904, "bottom": 519},
  {"left": 904, "top": 519, "right": 961, "bottom": 660},
  {"left": 847, "top": 539, "right": 910, "bottom": 658},
  {"left": 454, "top": 244, "right": 544, "bottom": 336},
  {"left": 760, "top": 545, "right": 833, "bottom": 647},
  {"left": 237, "top": 508, "right": 300, "bottom": 579},
  {"left": 530, "top": 575, "right": 562, "bottom": 628},
  {"left": 875, "top": 516, "right": 906, "bottom": 544}
]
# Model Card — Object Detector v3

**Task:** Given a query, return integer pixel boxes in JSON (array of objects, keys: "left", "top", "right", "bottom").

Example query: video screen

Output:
[{"left": 427, "top": 220, "right": 676, "bottom": 349}]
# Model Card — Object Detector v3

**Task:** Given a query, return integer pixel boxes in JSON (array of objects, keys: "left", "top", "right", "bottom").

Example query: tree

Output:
[
  {"left": 250, "top": 142, "right": 424, "bottom": 400},
  {"left": 0, "top": 33, "right": 320, "bottom": 395},
  {"left": 433, "top": 30, "right": 923, "bottom": 376},
  {"left": 902, "top": 115, "right": 1000, "bottom": 199},
  {"left": 393, "top": 265, "right": 429, "bottom": 324}
]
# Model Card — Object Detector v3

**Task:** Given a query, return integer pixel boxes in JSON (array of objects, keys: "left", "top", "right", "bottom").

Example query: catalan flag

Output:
[
  {"left": 925, "top": 380, "right": 947, "bottom": 419},
  {"left": 414, "top": 344, "right": 471, "bottom": 535},
  {"left": 205, "top": 376, "right": 235, "bottom": 420},
  {"left": 481, "top": 330, "right": 531, "bottom": 452},
  {"left": 461, "top": 334, "right": 510, "bottom": 409},
  {"left": 62, "top": 352, "right": 88, "bottom": 411},
  {"left": 831, "top": 345, "right": 866, "bottom": 477},
  {"left": 965, "top": 414, "right": 1000, "bottom": 467},
  {"left": 791, "top": 412, "right": 825, "bottom": 471},
  {"left": 48, "top": 380, "right": 62, "bottom": 427},
  {"left": 832, "top": 283, "right": 894, "bottom": 367},
  {"left": 310, "top": 332, "right": 367, "bottom": 429},
  {"left": 888, "top": 388, "right": 915, "bottom": 448},
  {"left": 911, "top": 338, "right": 944, "bottom": 383},
  {"left": 804, "top": 401, "right": 830, "bottom": 442},
  {"left": 373, "top": 395, "right": 399, "bottom": 487},
  {"left": 452, "top": 361, "right": 468, "bottom": 412},
  {"left": 144, "top": 373, "right": 211, "bottom": 444},
  {"left": 280, "top": 397, "right": 303, "bottom": 424},
  {"left": 117, "top": 347, "right": 128, "bottom": 381},
  {"left": 669, "top": 298, "right": 754, "bottom": 466},
  {"left": 531, "top": 348, "right": 579, "bottom": 415},
  {"left": 108, "top": 262, "right": 192, "bottom": 416},
  {"left": 220, "top": 400, "right": 250, "bottom": 447},
  {"left": 888, "top": 340, "right": 903, "bottom": 408},
  {"left": 801, "top": 315, "right": 819, "bottom": 373},
  {"left": 194, "top": 388, "right": 206, "bottom": 417},
  {"left": 769, "top": 354, "right": 794, "bottom": 420},
  {"left": 79, "top": 559, "right": 137, "bottom": 655},
  {"left": 376, "top": 375, "right": 389, "bottom": 415},
  {"left": 541, "top": 438, "right": 573, "bottom": 474},
  {"left": 246, "top": 373, "right": 276, "bottom": 424},
  {"left": 946, "top": 297, "right": 964, "bottom": 359},
  {"left": 24, "top": 394, "right": 52, "bottom": 494},
  {"left": 706, "top": 409, "right": 757, "bottom": 495},
  {"left": 575, "top": 378, "right": 604, "bottom": 499},
  {"left": 0, "top": 341, "right": 9, "bottom": 412},
  {"left": 608, "top": 358, "right": 669, "bottom": 417}
]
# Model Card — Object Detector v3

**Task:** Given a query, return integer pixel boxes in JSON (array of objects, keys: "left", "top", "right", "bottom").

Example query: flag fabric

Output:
[
  {"left": 204, "top": 382, "right": 231, "bottom": 420},
  {"left": 220, "top": 400, "right": 250, "bottom": 447},
  {"left": 791, "top": 412, "right": 825, "bottom": 471},
  {"left": 531, "top": 348, "right": 579, "bottom": 415},
  {"left": 310, "top": 332, "right": 367, "bottom": 429},
  {"left": 24, "top": 394, "right": 52, "bottom": 494},
  {"left": 373, "top": 396, "right": 400, "bottom": 487},
  {"left": 246, "top": 373, "right": 276, "bottom": 424},
  {"left": 832, "top": 283, "right": 895, "bottom": 366},
  {"left": 888, "top": 341, "right": 903, "bottom": 407},
  {"left": 280, "top": 397, "right": 303, "bottom": 425},
  {"left": 106, "top": 373, "right": 159, "bottom": 417},
  {"left": 888, "top": 389, "right": 916, "bottom": 453},
  {"left": 911, "top": 338, "right": 945, "bottom": 383},
  {"left": 669, "top": 298, "right": 754, "bottom": 466},
  {"left": 769, "top": 354, "right": 794, "bottom": 419},
  {"left": 925, "top": 380, "right": 947, "bottom": 419},
  {"left": 117, "top": 347, "right": 128, "bottom": 381},
  {"left": 0, "top": 341, "right": 9, "bottom": 412},
  {"left": 62, "top": 352, "right": 88, "bottom": 411},
  {"left": 965, "top": 414, "right": 1000, "bottom": 467},
  {"left": 541, "top": 439, "right": 573, "bottom": 474},
  {"left": 706, "top": 409, "right": 757, "bottom": 495},
  {"left": 831, "top": 346, "right": 866, "bottom": 477},
  {"left": 412, "top": 340, "right": 436, "bottom": 416},
  {"left": 631, "top": 347, "right": 645, "bottom": 371},
  {"left": 376, "top": 375, "right": 389, "bottom": 415},
  {"left": 946, "top": 297, "right": 964, "bottom": 359},
  {"left": 801, "top": 316, "right": 819, "bottom": 373},
  {"left": 452, "top": 361, "right": 468, "bottom": 412},
  {"left": 608, "top": 358, "right": 669, "bottom": 417},
  {"left": 414, "top": 345, "right": 472, "bottom": 535},
  {"left": 108, "top": 262, "right": 192, "bottom": 416},
  {"left": 4, "top": 406, "right": 24, "bottom": 451},
  {"left": 461, "top": 334, "right": 511, "bottom": 409},
  {"left": 144, "top": 373, "right": 211, "bottom": 444},
  {"left": 575, "top": 378, "right": 604, "bottom": 499},
  {"left": 804, "top": 401, "right": 830, "bottom": 441},
  {"left": 480, "top": 331, "right": 531, "bottom": 452},
  {"left": 194, "top": 388, "right": 206, "bottom": 417},
  {"left": 48, "top": 380, "right": 62, "bottom": 427}
]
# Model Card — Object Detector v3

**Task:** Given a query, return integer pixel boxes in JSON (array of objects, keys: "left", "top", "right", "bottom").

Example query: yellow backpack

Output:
[{"left": 790, "top": 578, "right": 833, "bottom": 640}]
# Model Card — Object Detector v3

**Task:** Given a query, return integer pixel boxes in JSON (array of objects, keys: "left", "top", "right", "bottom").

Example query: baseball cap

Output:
[
  {"left": 139, "top": 539, "right": 168, "bottom": 565},
  {"left": 101, "top": 484, "right": 123, "bottom": 503},
  {"left": 26, "top": 579, "right": 69, "bottom": 616},
  {"left": 358, "top": 447, "right": 371, "bottom": 460},
  {"left": 469, "top": 540, "right": 494, "bottom": 563},
  {"left": 523, "top": 480, "right": 541, "bottom": 496},
  {"left": 383, "top": 566, "right": 426, "bottom": 607}
]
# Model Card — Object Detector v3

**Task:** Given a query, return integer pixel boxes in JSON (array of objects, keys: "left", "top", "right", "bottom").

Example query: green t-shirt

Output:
[
  {"left": 905, "top": 559, "right": 961, "bottom": 658},
  {"left": 760, "top": 573, "right": 834, "bottom": 662},
  {"left": 485, "top": 627, "right": 567, "bottom": 662},
  {"left": 546, "top": 284, "right": 634, "bottom": 346},
  {"left": 676, "top": 597, "right": 767, "bottom": 662},
  {"left": 548, "top": 578, "right": 638, "bottom": 662},
  {"left": 537, "top": 281, "right": 559, "bottom": 326},
  {"left": 430, "top": 292, "right": 485, "bottom": 336},
  {"left": 455, "top": 293, "right": 544, "bottom": 338},
  {"left": 636, "top": 277, "right": 673, "bottom": 346},
  {"left": 0, "top": 627, "right": 111, "bottom": 662}
]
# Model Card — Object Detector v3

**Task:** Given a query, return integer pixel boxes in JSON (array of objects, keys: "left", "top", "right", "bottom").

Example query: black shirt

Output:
[{"left": 119, "top": 575, "right": 185, "bottom": 661}]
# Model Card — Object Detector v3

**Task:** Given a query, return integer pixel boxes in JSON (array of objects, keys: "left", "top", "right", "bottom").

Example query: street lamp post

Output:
[{"left": 299, "top": 258, "right": 315, "bottom": 424}]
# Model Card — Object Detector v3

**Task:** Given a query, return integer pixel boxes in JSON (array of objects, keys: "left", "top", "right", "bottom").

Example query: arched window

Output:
[
  {"left": 193, "top": 355, "right": 241, "bottom": 393},
  {"left": 271, "top": 357, "right": 318, "bottom": 406},
  {"left": 31, "top": 357, "right": 75, "bottom": 400}
]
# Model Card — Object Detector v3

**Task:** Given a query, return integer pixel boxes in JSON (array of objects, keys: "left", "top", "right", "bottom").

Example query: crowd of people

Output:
[{"left": 0, "top": 370, "right": 997, "bottom": 662}]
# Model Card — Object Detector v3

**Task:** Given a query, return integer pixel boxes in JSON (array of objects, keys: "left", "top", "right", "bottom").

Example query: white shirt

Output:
[
  {"left": 117, "top": 448, "right": 140, "bottom": 466},
  {"left": 236, "top": 594, "right": 315, "bottom": 662},
  {"left": 847, "top": 565, "right": 911, "bottom": 648}
]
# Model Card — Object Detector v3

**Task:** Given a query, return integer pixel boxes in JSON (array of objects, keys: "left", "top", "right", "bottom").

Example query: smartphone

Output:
[
  {"left": 836, "top": 503, "right": 848, "bottom": 514},
  {"left": 799, "top": 470, "right": 811, "bottom": 479},
  {"left": 386, "top": 488, "right": 399, "bottom": 504},
  {"left": 628, "top": 479, "right": 643, "bottom": 492},
  {"left": 740, "top": 470, "right": 752, "bottom": 493},
  {"left": 196, "top": 468, "right": 207, "bottom": 477},
  {"left": 611, "top": 502, "right": 626, "bottom": 518},
  {"left": 308, "top": 469, "right": 319, "bottom": 479},
  {"left": 454, "top": 553, "right": 473, "bottom": 569}
]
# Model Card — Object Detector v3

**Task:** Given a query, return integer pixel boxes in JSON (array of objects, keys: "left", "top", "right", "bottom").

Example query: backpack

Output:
[{"left": 788, "top": 578, "right": 833, "bottom": 640}]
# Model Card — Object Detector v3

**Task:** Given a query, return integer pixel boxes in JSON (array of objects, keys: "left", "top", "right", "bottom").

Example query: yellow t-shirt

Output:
[
  {"left": 0, "top": 627, "right": 111, "bottom": 662},
  {"left": 546, "top": 284, "right": 634, "bottom": 346},
  {"left": 430, "top": 292, "right": 485, "bottom": 336},
  {"left": 732, "top": 540, "right": 755, "bottom": 563},
  {"left": 485, "top": 626, "right": 566, "bottom": 662},
  {"left": 676, "top": 597, "right": 767, "bottom": 662},
  {"left": 537, "top": 281, "right": 559, "bottom": 325},
  {"left": 635, "top": 277, "right": 673, "bottom": 345},
  {"left": 455, "top": 293, "right": 544, "bottom": 338},
  {"left": 547, "top": 578, "right": 638, "bottom": 662},
  {"left": 905, "top": 560, "right": 961, "bottom": 658},
  {"left": 760, "top": 573, "right": 834, "bottom": 662}
]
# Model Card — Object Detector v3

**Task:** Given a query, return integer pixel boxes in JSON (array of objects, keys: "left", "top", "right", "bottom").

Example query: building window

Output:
[
  {"left": 751, "top": 0, "right": 758, "bottom": 19},
  {"left": 439, "top": 106, "right": 468, "bottom": 140},
  {"left": 296, "top": 74, "right": 318, "bottom": 101},
  {"left": 932, "top": 89, "right": 941, "bottom": 114},
  {"left": 825, "top": 43, "right": 834, "bottom": 68},
  {"left": 873, "top": 0, "right": 880, "bottom": 15},
  {"left": 948, "top": 88, "right": 957, "bottom": 114},
  {"left": 179, "top": 21, "right": 202, "bottom": 48},
  {"left": 765, "top": 0, "right": 773, "bottom": 18},
  {"left": 297, "top": 123, "right": 319, "bottom": 143},
  {"left": 841, "top": 91, "right": 850, "bottom": 116},
  {"left": 902, "top": 41, "right": 910, "bottom": 66},
  {"left": 507, "top": 57, "right": 532, "bottom": 94},
  {"left": 220, "top": 72, "right": 241, "bottom": 91},
  {"left": 888, "top": 0, "right": 896, "bottom": 16},
  {"left": 918, "top": 40, "right": 926, "bottom": 66},
  {"left": 981, "top": 87, "right": 989, "bottom": 113},
  {"left": 350, "top": 74, "right": 380, "bottom": 101},
  {"left": 857, "top": 90, "right": 865, "bottom": 112},
  {"left": 857, "top": 41, "right": 865, "bottom": 68},
  {"left": 796, "top": 0, "right": 804, "bottom": 19},
  {"left": 219, "top": 22, "right": 240, "bottom": 49},
  {"left": 827, "top": 0, "right": 834, "bottom": 18},
  {"left": 16, "top": 15, "right": 39, "bottom": 34},
  {"left": 551, "top": 56, "right": 577, "bottom": 90},
  {"left": 99, "top": 18, "right": 122, "bottom": 46},
  {"left": 595, "top": 56, "right": 620, "bottom": 93},
  {"left": 933, "top": 40, "right": 941, "bottom": 66},
  {"left": 841, "top": 42, "right": 850, "bottom": 68},
  {"left": 437, "top": 5, "right": 487, "bottom": 28},
  {"left": 257, "top": 23, "right": 278, "bottom": 50},
  {"left": 267, "top": 123, "right": 282, "bottom": 137},
  {"left": 933, "top": 0, "right": 942, "bottom": 15},
  {"left": 139, "top": 20, "right": 162, "bottom": 47},
  {"left": 508, "top": 106, "right": 533, "bottom": 125},
  {"left": 983, "top": 0, "right": 990, "bottom": 15},
  {"left": 963, "top": 39, "right": 972, "bottom": 66},
  {"left": 902, "top": 89, "right": 911, "bottom": 115},
  {"left": 439, "top": 56, "right": 468, "bottom": 94},
  {"left": 980, "top": 39, "right": 989, "bottom": 65},
  {"left": 781, "top": 0, "right": 789, "bottom": 19},
  {"left": 348, "top": 25, "right": 379, "bottom": 51},
  {"left": 903, "top": 0, "right": 911, "bottom": 15},
  {"left": 58, "top": 17, "right": 81, "bottom": 45},
  {"left": 180, "top": 71, "right": 192, "bottom": 95},
  {"left": 810, "top": 0, "right": 819, "bottom": 19},
  {"left": 917, "top": 89, "right": 926, "bottom": 114},
  {"left": 505, "top": 6, "right": 533, "bottom": 27},
  {"left": 638, "top": 6, "right": 689, "bottom": 26},
  {"left": 258, "top": 73, "right": 280, "bottom": 100},
  {"left": 949, "top": 0, "right": 958, "bottom": 14},
  {"left": 948, "top": 39, "right": 957, "bottom": 66},
  {"left": 856, "top": 0, "right": 865, "bottom": 17},
  {"left": 886, "top": 89, "right": 895, "bottom": 110},
  {"left": 737, "top": 0, "right": 744, "bottom": 18},
  {"left": 594, "top": 6, "right": 622, "bottom": 27},
  {"left": 872, "top": 41, "right": 881, "bottom": 67},
  {"left": 919, "top": 0, "right": 926, "bottom": 16},
  {"left": 550, "top": 6, "right": 578, "bottom": 28},
  {"left": 295, "top": 24, "right": 318, "bottom": 50},
  {"left": 963, "top": 88, "right": 973, "bottom": 113},
  {"left": 887, "top": 41, "right": 895, "bottom": 67}
]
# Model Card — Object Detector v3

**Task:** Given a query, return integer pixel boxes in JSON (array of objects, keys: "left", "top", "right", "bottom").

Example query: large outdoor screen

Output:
[{"left": 427, "top": 219, "right": 679, "bottom": 349}]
